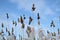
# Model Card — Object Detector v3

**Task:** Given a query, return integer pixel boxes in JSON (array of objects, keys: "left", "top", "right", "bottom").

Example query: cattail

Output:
[
  {"left": 58, "top": 28, "right": 59, "bottom": 35},
  {"left": 3, "top": 37, "right": 5, "bottom": 40},
  {"left": 47, "top": 30, "right": 49, "bottom": 34},
  {"left": 26, "top": 26, "right": 31, "bottom": 37},
  {"left": 12, "top": 27, "right": 14, "bottom": 33},
  {"left": 2, "top": 22, "right": 4, "bottom": 28},
  {"left": 12, "top": 20, "right": 17, "bottom": 26},
  {"left": 12, "top": 27, "right": 14, "bottom": 35},
  {"left": 52, "top": 32, "right": 56, "bottom": 36},
  {"left": 37, "top": 13, "right": 40, "bottom": 25},
  {"left": 50, "top": 20, "right": 55, "bottom": 28},
  {"left": 20, "top": 16, "right": 23, "bottom": 24},
  {"left": 27, "top": 26, "right": 31, "bottom": 32},
  {"left": 12, "top": 20, "right": 15, "bottom": 25},
  {"left": 37, "top": 13, "right": 40, "bottom": 20},
  {"left": 22, "top": 23, "right": 25, "bottom": 29},
  {"left": 6, "top": 27, "right": 8, "bottom": 32},
  {"left": 32, "top": 4, "right": 36, "bottom": 11},
  {"left": 23, "top": 14, "right": 26, "bottom": 20},
  {"left": 15, "top": 21, "right": 17, "bottom": 26},
  {"left": 8, "top": 31, "right": 10, "bottom": 36},
  {"left": 18, "top": 18, "right": 20, "bottom": 23},
  {"left": 52, "top": 33, "right": 53, "bottom": 36},
  {"left": 26, "top": 30, "right": 30, "bottom": 37},
  {"left": 38, "top": 20, "right": 40, "bottom": 25},
  {"left": 6, "top": 13, "right": 9, "bottom": 19},
  {"left": 29, "top": 16, "right": 33, "bottom": 25},
  {"left": 54, "top": 32, "right": 56, "bottom": 36}
]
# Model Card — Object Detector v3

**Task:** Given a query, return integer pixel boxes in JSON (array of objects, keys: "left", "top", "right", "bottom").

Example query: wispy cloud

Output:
[{"left": 8, "top": 0, "right": 57, "bottom": 20}]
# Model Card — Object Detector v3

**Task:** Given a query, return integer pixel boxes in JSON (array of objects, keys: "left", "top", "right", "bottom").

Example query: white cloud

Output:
[
  {"left": 8, "top": 0, "right": 56, "bottom": 20},
  {"left": 9, "top": 0, "right": 51, "bottom": 12}
]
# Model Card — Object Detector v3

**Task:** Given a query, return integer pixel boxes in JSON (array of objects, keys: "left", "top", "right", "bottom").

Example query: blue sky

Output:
[{"left": 0, "top": 0, "right": 60, "bottom": 40}]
